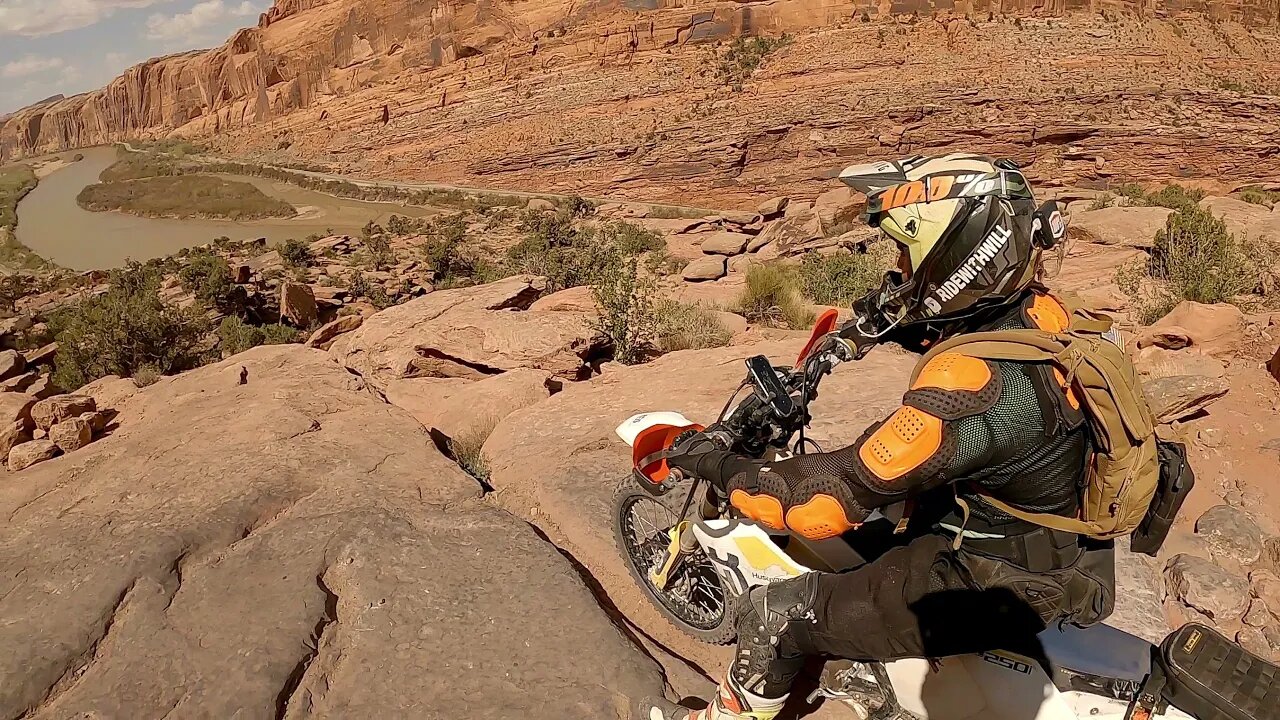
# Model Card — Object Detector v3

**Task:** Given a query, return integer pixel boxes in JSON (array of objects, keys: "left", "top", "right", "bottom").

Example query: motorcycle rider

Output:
[{"left": 643, "top": 154, "right": 1117, "bottom": 720}]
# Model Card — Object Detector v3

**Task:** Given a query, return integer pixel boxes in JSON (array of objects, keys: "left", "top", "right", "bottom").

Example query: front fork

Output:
[{"left": 649, "top": 477, "right": 723, "bottom": 591}]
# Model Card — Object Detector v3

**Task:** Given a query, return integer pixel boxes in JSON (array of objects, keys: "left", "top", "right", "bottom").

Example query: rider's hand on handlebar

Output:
[{"left": 666, "top": 425, "right": 733, "bottom": 488}]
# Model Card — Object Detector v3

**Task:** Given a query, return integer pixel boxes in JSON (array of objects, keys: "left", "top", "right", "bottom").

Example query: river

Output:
[{"left": 15, "top": 146, "right": 439, "bottom": 270}]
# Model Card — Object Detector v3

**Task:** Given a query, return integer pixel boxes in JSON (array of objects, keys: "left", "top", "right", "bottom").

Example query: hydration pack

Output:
[{"left": 910, "top": 297, "right": 1159, "bottom": 540}]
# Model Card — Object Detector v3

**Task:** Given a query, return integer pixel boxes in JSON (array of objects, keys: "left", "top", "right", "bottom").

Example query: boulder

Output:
[
  {"left": 754, "top": 210, "right": 824, "bottom": 256},
  {"left": 1137, "top": 327, "right": 1193, "bottom": 351},
  {"left": 1195, "top": 505, "right": 1264, "bottom": 565},
  {"left": 1243, "top": 598, "right": 1272, "bottom": 628},
  {"left": 525, "top": 197, "right": 556, "bottom": 212},
  {"left": 48, "top": 417, "right": 93, "bottom": 453},
  {"left": 1133, "top": 347, "right": 1226, "bottom": 380},
  {"left": 1165, "top": 554, "right": 1250, "bottom": 622},
  {"left": 304, "top": 315, "right": 364, "bottom": 350},
  {"left": 77, "top": 375, "right": 138, "bottom": 411},
  {"left": 232, "top": 264, "right": 251, "bottom": 284},
  {"left": 528, "top": 286, "right": 598, "bottom": 314},
  {"left": 0, "top": 346, "right": 664, "bottom": 717},
  {"left": 758, "top": 196, "right": 789, "bottom": 218},
  {"left": 0, "top": 393, "right": 38, "bottom": 431},
  {"left": 8, "top": 439, "right": 59, "bottom": 471},
  {"left": 0, "top": 350, "right": 25, "bottom": 381},
  {"left": 681, "top": 256, "right": 727, "bottom": 282},
  {"left": 383, "top": 369, "right": 556, "bottom": 442},
  {"left": 0, "top": 371, "right": 38, "bottom": 393},
  {"left": 1252, "top": 569, "right": 1280, "bottom": 610},
  {"left": 21, "top": 342, "right": 57, "bottom": 367},
  {"left": 483, "top": 343, "right": 914, "bottom": 666},
  {"left": 1200, "top": 196, "right": 1280, "bottom": 243},
  {"left": 330, "top": 276, "right": 598, "bottom": 388},
  {"left": 1236, "top": 627, "right": 1277, "bottom": 662},
  {"left": 280, "top": 282, "right": 318, "bottom": 328},
  {"left": 698, "top": 231, "right": 753, "bottom": 256},
  {"left": 1143, "top": 375, "right": 1230, "bottom": 424},
  {"left": 1067, "top": 206, "right": 1173, "bottom": 248},
  {"left": 1109, "top": 540, "right": 1173, "bottom": 643},
  {"left": 1269, "top": 345, "right": 1280, "bottom": 385},
  {"left": 1151, "top": 302, "right": 1245, "bottom": 356},
  {"left": 812, "top": 187, "right": 862, "bottom": 231},
  {"left": 31, "top": 395, "right": 96, "bottom": 431},
  {"left": 25, "top": 374, "right": 57, "bottom": 399}
]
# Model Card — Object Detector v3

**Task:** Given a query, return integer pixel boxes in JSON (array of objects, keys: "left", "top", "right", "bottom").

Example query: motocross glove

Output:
[{"left": 665, "top": 426, "right": 738, "bottom": 490}]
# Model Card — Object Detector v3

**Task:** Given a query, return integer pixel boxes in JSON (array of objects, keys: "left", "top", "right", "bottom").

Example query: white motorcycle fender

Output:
[{"left": 615, "top": 411, "right": 699, "bottom": 447}]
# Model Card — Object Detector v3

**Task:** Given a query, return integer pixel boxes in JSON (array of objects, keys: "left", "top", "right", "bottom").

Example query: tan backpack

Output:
[{"left": 910, "top": 298, "right": 1159, "bottom": 540}]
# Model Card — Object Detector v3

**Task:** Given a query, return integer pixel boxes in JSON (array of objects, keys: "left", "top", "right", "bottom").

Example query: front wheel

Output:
[{"left": 611, "top": 479, "right": 736, "bottom": 644}]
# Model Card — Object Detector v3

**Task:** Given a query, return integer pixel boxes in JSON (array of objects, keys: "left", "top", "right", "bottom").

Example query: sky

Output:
[{"left": 0, "top": 0, "right": 271, "bottom": 116}]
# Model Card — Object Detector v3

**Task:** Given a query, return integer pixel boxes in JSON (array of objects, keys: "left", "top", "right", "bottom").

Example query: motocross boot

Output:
[{"left": 636, "top": 678, "right": 786, "bottom": 720}]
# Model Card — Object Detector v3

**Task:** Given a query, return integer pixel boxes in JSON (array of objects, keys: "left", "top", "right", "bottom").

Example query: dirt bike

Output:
[{"left": 612, "top": 311, "right": 1275, "bottom": 720}]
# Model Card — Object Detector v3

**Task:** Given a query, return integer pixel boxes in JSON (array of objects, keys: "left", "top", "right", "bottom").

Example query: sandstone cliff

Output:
[{"left": 3, "top": 0, "right": 1280, "bottom": 206}]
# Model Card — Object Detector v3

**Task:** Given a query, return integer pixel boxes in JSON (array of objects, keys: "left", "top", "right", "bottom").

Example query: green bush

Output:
[
  {"left": 653, "top": 301, "right": 732, "bottom": 352},
  {"left": 1117, "top": 204, "right": 1274, "bottom": 323},
  {"left": 714, "top": 36, "right": 791, "bottom": 91},
  {"left": 0, "top": 274, "right": 37, "bottom": 311},
  {"left": 179, "top": 250, "right": 246, "bottom": 313},
  {"left": 218, "top": 316, "right": 300, "bottom": 356},
  {"left": 50, "top": 262, "right": 210, "bottom": 389},
  {"left": 798, "top": 250, "right": 887, "bottom": 306},
  {"left": 1087, "top": 193, "right": 1115, "bottom": 210},
  {"left": 735, "top": 263, "right": 814, "bottom": 329},
  {"left": 1112, "top": 182, "right": 1205, "bottom": 211},
  {"left": 420, "top": 214, "right": 488, "bottom": 286},
  {"left": 592, "top": 254, "right": 655, "bottom": 365},
  {"left": 1241, "top": 187, "right": 1280, "bottom": 207},
  {"left": 278, "top": 238, "right": 311, "bottom": 267},
  {"left": 508, "top": 219, "right": 660, "bottom": 291}
]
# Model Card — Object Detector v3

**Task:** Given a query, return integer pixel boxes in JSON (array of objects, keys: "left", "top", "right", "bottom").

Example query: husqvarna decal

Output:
[{"left": 693, "top": 521, "right": 810, "bottom": 594}]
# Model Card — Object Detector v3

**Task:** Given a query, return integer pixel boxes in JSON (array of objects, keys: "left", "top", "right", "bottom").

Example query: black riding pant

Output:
[{"left": 751, "top": 530, "right": 1115, "bottom": 697}]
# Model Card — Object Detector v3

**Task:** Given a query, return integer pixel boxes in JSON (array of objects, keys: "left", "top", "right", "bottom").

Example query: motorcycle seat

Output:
[{"left": 1038, "top": 622, "right": 1153, "bottom": 683}]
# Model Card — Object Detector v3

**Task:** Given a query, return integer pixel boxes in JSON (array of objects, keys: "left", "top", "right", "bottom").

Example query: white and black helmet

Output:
[{"left": 839, "top": 153, "right": 1065, "bottom": 333}]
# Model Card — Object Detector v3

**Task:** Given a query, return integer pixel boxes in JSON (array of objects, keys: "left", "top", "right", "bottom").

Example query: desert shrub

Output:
[
  {"left": 644, "top": 248, "right": 690, "bottom": 276},
  {"left": 1112, "top": 182, "right": 1205, "bottom": 211},
  {"left": 132, "top": 365, "right": 163, "bottom": 387},
  {"left": 179, "top": 250, "right": 247, "bottom": 313},
  {"left": 361, "top": 222, "right": 395, "bottom": 270},
  {"left": 653, "top": 301, "right": 732, "bottom": 352},
  {"left": 1087, "top": 193, "right": 1115, "bottom": 210},
  {"left": 0, "top": 273, "right": 37, "bottom": 312},
  {"left": 507, "top": 217, "right": 655, "bottom": 291},
  {"left": 735, "top": 263, "right": 814, "bottom": 329},
  {"left": 278, "top": 238, "right": 311, "bottom": 267},
  {"left": 218, "top": 316, "right": 300, "bottom": 355},
  {"left": 420, "top": 213, "right": 496, "bottom": 286},
  {"left": 1117, "top": 204, "right": 1274, "bottom": 322},
  {"left": 1240, "top": 187, "right": 1280, "bottom": 207},
  {"left": 50, "top": 262, "right": 210, "bottom": 389},
  {"left": 77, "top": 174, "right": 295, "bottom": 220},
  {"left": 714, "top": 36, "right": 791, "bottom": 91},
  {"left": 1145, "top": 184, "right": 1205, "bottom": 211},
  {"left": 450, "top": 413, "right": 503, "bottom": 485},
  {"left": 798, "top": 250, "right": 888, "bottom": 306},
  {"left": 592, "top": 254, "right": 656, "bottom": 365}
]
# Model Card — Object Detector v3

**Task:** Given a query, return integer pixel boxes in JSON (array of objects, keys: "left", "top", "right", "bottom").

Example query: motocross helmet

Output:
[{"left": 837, "top": 153, "right": 1064, "bottom": 338}]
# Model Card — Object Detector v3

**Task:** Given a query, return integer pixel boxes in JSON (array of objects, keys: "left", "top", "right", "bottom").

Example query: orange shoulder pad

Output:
[
  {"left": 911, "top": 352, "right": 992, "bottom": 392},
  {"left": 858, "top": 406, "right": 943, "bottom": 482},
  {"left": 1027, "top": 293, "right": 1070, "bottom": 332}
]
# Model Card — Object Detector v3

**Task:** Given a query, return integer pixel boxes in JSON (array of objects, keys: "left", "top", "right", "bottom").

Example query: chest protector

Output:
[{"left": 909, "top": 297, "right": 1159, "bottom": 540}]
